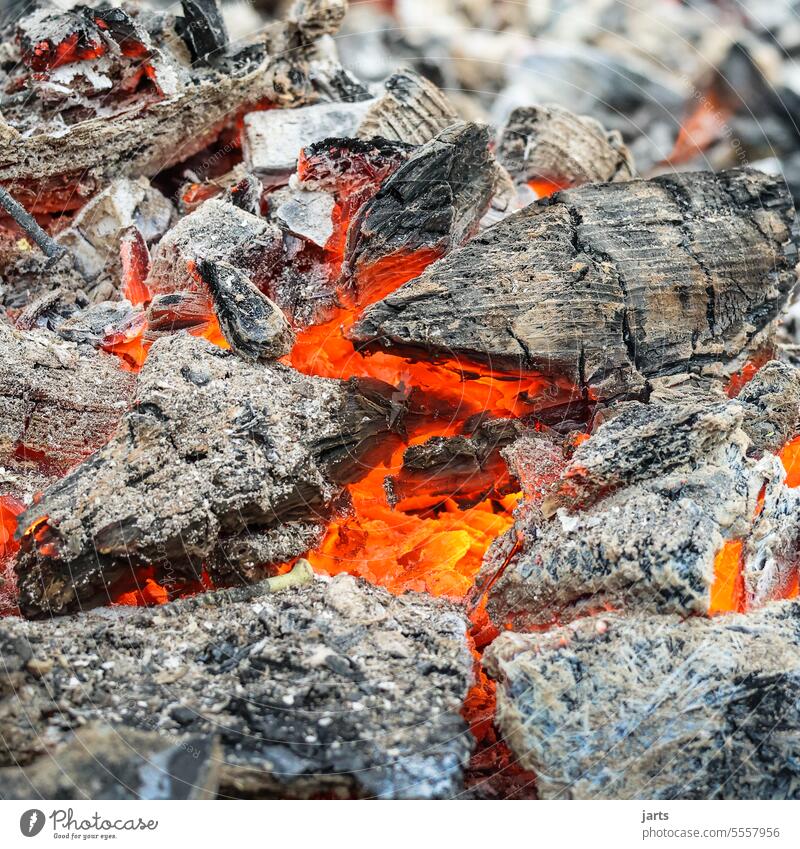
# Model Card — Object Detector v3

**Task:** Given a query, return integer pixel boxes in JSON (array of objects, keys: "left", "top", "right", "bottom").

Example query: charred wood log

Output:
[
  {"left": 14, "top": 332, "right": 407, "bottom": 617},
  {"left": 0, "top": 322, "right": 135, "bottom": 482},
  {"left": 484, "top": 601, "right": 800, "bottom": 799},
  {"left": 481, "top": 362, "right": 800, "bottom": 627},
  {"left": 0, "top": 574, "right": 474, "bottom": 799},
  {"left": 351, "top": 169, "right": 799, "bottom": 402},
  {"left": 496, "top": 104, "right": 635, "bottom": 189}
]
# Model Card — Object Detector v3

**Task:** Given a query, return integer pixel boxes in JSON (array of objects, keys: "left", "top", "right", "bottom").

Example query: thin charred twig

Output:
[{"left": 0, "top": 187, "right": 66, "bottom": 262}]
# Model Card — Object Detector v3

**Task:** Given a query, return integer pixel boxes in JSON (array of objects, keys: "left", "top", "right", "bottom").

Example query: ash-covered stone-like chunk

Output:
[
  {"left": 0, "top": 322, "right": 135, "bottom": 480},
  {"left": 14, "top": 333, "right": 406, "bottom": 618},
  {"left": 0, "top": 575, "right": 474, "bottom": 799},
  {"left": 0, "top": 725, "right": 220, "bottom": 800},
  {"left": 342, "top": 121, "right": 501, "bottom": 301},
  {"left": 198, "top": 259, "right": 294, "bottom": 361},
  {"left": 497, "top": 104, "right": 635, "bottom": 188},
  {"left": 147, "top": 199, "right": 282, "bottom": 294},
  {"left": 351, "top": 169, "right": 798, "bottom": 401},
  {"left": 484, "top": 602, "right": 800, "bottom": 799}
]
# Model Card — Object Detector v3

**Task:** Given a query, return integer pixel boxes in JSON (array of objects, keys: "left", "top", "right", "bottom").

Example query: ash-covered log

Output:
[
  {"left": 484, "top": 601, "right": 800, "bottom": 799},
  {"left": 481, "top": 361, "right": 800, "bottom": 627},
  {"left": 351, "top": 169, "right": 799, "bottom": 401},
  {"left": 0, "top": 322, "right": 135, "bottom": 482},
  {"left": 496, "top": 104, "right": 635, "bottom": 189},
  {"left": 14, "top": 332, "right": 407, "bottom": 617},
  {"left": 341, "top": 121, "right": 503, "bottom": 304},
  {"left": 0, "top": 574, "right": 474, "bottom": 799}
]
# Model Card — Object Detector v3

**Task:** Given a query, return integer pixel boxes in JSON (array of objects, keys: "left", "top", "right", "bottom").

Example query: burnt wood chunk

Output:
[
  {"left": 0, "top": 323, "right": 135, "bottom": 480},
  {"left": 341, "top": 122, "right": 501, "bottom": 302},
  {"left": 356, "top": 68, "right": 460, "bottom": 145},
  {"left": 177, "top": 0, "right": 228, "bottom": 64},
  {"left": 484, "top": 601, "right": 800, "bottom": 799},
  {"left": 497, "top": 104, "right": 635, "bottom": 188},
  {"left": 482, "top": 362, "right": 800, "bottom": 627},
  {"left": 0, "top": 725, "right": 220, "bottom": 800},
  {"left": 0, "top": 574, "right": 474, "bottom": 799},
  {"left": 197, "top": 259, "right": 294, "bottom": 361},
  {"left": 351, "top": 169, "right": 799, "bottom": 401},
  {"left": 13, "top": 333, "right": 406, "bottom": 618}
]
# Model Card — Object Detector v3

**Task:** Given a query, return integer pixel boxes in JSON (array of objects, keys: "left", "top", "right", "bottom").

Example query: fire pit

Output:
[{"left": 1, "top": 0, "right": 800, "bottom": 804}]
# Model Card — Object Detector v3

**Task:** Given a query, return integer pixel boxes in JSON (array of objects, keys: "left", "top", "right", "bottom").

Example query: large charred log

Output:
[
  {"left": 351, "top": 169, "right": 799, "bottom": 402},
  {"left": 0, "top": 574, "right": 474, "bottom": 799},
  {"left": 484, "top": 601, "right": 800, "bottom": 799},
  {"left": 0, "top": 322, "right": 135, "bottom": 485},
  {"left": 13, "top": 332, "right": 407, "bottom": 618},
  {"left": 496, "top": 104, "right": 636, "bottom": 189},
  {"left": 481, "top": 361, "right": 800, "bottom": 628}
]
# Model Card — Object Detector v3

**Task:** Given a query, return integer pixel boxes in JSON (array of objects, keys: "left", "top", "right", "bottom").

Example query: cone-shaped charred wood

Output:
[
  {"left": 497, "top": 104, "right": 635, "bottom": 189},
  {"left": 356, "top": 68, "right": 460, "bottom": 145},
  {"left": 351, "top": 169, "right": 799, "bottom": 402},
  {"left": 341, "top": 121, "right": 501, "bottom": 303},
  {"left": 197, "top": 259, "right": 294, "bottom": 361},
  {"left": 484, "top": 601, "right": 800, "bottom": 799},
  {"left": 0, "top": 574, "right": 474, "bottom": 799},
  {"left": 13, "top": 333, "right": 407, "bottom": 618}
]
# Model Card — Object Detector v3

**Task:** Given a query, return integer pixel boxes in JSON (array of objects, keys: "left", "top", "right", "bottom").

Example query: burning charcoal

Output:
[
  {"left": 481, "top": 363, "right": 800, "bottom": 628},
  {"left": 0, "top": 574, "right": 474, "bottom": 799},
  {"left": 176, "top": 0, "right": 229, "bottom": 65},
  {"left": 342, "top": 121, "right": 501, "bottom": 303},
  {"left": 0, "top": 322, "right": 135, "bottom": 479},
  {"left": 275, "top": 188, "right": 336, "bottom": 247},
  {"left": 145, "top": 290, "right": 215, "bottom": 338},
  {"left": 223, "top": 173, "right": 263, "bottom": 216},
  {"left": 352, "top": 169, "right": 799, "bottom": 402},
  {"left": 14, "top": 332, "right": 408, "bottom": 617},
  {"left": 0, "top": 725, "right": 220, "bottom": 800},
  {"left": 733, "top": 360, "right": 800, "bottom": 454},
  {"left": 197, "top": 258, "right": 295, "bottom": 360},
  {"left": 496, "top": 104, "right": 636, "bottom": 190},
  {"left": 386, "top": 418, "right": 525, "bottom": 509},
  {"left": 356, "top": 68, "right": 460, "bottom": 145},
  {"left": 54, "top": 178, "right": 173, "bottom": 301},
  {"left": 147, "top": 199, "right": 282, "bottom": 294},
  {"left": 484, "top": 601, "right": 800, "bottom": 799},
  {"left": 242, "top": 99, "right": 375, "bottom": 178},
  {"left": 52, "top": 299, "right": 142, "bottom": 348}
]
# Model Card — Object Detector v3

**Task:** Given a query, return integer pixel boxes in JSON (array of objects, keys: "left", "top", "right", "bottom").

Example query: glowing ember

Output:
[
  {"left": 709, "top": 538, "right": 745, "bottom": 615},
  {"left": 0, "top": 495, "right": 24, "bottom": 614}
]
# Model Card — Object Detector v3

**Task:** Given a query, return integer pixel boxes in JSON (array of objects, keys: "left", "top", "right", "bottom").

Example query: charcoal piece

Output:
[
  {"left": 16, "top": 6, "right": 106, "bottom": 72},
  {"left": 356, "top": 68, "right": 459, "bottom": 145},
  {"left": 145, "top": 290, "right": 215, "bottom": 339},
  {"left": 223, "top": 173, "right": 263, "bottom": 216},
  {"left": 14, "top": 332, "right": 407, "bottom": 618},
  {"left": 733, "top": 360, "right": 800, "bottom": 454},
  {"left": 177, "top": 0, "right": 228, "bottom": 64},
  {"left": 341, "top": 122, "right": 500, "bottom": 302},
  {"left": 496, "top": 104, "right": 635, "bottom": 188},
  {"left": 0, "top": 322, "right": 135, "bottom": 477},
  {"left": 242, "top": 99, "right": 375, "bottom": 177},
  {"left": 197, "top": 258, "right": 294, "bottom": 361},
  {"left": 386, "top": 418, "right": 524, "bottom": 509},
  {"left": 53, "top": 300, "right": 142, "bottom": 348},
  {"left": 275, "top": 189, "right": 336, "bottom": 247},
  {"left": 0, "top": 574, "right": 474, "bottom": 799},
  {"left": 484, "top": 602, "right": 800, "bottom": 800},
  {"left": 351, "top": 169, "right": 798, "bottom": 402},
  {"left": 0, "top": 187, "right": 65, "bottom": 263},
  {"left": 482, "top": 382, "right": 796, "bottom": 627},
  {"left": 0, "top": 725, "right": 220, "bottom": 800},
  {"left": 147, "top": 199, "right": 283, "bottom": 294}
]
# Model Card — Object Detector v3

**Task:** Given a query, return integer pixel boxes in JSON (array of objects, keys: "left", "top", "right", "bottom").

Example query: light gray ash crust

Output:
[
  {"left": 481, "top": 361, "right": 800, "bottom": 627},
  {"left": 351, "top": 168, "right": 799, "bottom": 402},
  {"left": 484, "top": 601, "right": 800, "bottom": 800},
  {"left": 0, "top": 574, "right": 474, "bottom": 799},
  {"left": 13, "top": 332, "right": 407, "bottom": 618}
]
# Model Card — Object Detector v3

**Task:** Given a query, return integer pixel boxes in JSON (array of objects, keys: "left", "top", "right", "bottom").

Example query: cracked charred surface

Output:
[
  {"left": 497, "top": 104, "right": 635, "bottom": 188},
  {"left": 0, "top": 322, "right": 135, "bottom": 491},
  {"left": 0, "top": 574, "right": 474, "bottom": 799},
  {"left": 351, "top": 169, "right": 799, "bottom": 402},
  {"left": 481, "top": 361, "right": 800, "bottom": 627},
  {"left": 14, "top": 333, "right": 407, "bottom": 618},
  {"left": 484, "top": 601, "right": 800, "bottom": 799}
]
